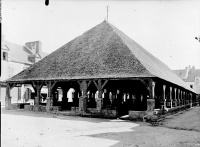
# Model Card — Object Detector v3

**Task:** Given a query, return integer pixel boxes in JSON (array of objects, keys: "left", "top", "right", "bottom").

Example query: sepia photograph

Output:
[{"left": 1, "top": 0, "right": 200, "bottom": 147}]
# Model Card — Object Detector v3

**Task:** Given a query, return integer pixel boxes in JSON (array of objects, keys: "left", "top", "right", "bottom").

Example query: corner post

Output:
[
  {"left": 5, "top": 83, "right": 12, "bottom": 109},
  {"left": 147, "top": 79, "right": 155, "bottom": 113}
]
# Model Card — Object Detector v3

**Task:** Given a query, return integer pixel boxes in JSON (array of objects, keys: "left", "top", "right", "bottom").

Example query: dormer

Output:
[{"left": 25, "top": 41, "right": 42, "bottom": 56}]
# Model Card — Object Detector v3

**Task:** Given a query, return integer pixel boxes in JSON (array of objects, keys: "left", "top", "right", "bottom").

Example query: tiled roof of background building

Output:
[{"left": 2, "top": 40, "right": 48, "bottom": 65}]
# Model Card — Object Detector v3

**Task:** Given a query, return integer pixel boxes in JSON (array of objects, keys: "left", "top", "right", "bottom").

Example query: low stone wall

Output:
[
  {"left": 129, "top": 111, "right": 147, "bottom": 120},
  {"left": 24, "top": 105, "right": 61, "bottom": 112},
  {"left": 157, "top": 104, "right": 191, "bottom": 116},
  {"left": 71, "top": 107, "right": 79, "bottom": 113},
  {"left": 87, "top": 108, "right": 117, "bottom": 118},
  {"left": 70, "top": 107, "right": 117, "bottom": 118},
  {"left": 6, "top": 103, "right": 30, "bottom": 110}
]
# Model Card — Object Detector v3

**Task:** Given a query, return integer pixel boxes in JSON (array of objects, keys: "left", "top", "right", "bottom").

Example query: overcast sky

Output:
[{"left": 2, "top": 0, "right": 200, "bottom": 70}]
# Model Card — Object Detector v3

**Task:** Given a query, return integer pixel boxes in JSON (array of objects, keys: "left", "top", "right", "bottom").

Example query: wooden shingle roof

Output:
[{"left": 6, "top": 21, "right": 195, "bottom": 93}]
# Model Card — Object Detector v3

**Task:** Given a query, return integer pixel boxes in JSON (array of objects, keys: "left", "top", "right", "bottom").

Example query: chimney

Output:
[
  {"left": 184, "top": 65, "right": 190, "bottom": 79},
  {"left": 35, "top": 41, "right": 42, "bottom": 55},
  {"left": 25, "top": 41, "right": 42, "bottom": 56}
]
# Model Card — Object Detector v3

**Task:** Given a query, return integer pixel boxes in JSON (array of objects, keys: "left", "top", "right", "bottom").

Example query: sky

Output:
[{"left": 2, "top": 0, "right": 200, "bottom": 70}]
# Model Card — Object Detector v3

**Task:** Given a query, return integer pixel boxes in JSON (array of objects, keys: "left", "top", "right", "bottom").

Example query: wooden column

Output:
[
  {"left": 166, "top": 86, "right": 171, "bottom": 108},
  {"left": 78, "top": 80, "right": 91, "bottom": 112},
  {"left": 177, "top": 89, "right": 180, "bottom": 106},
  {"left": 162, "top": 85, "right": 166, "bottom": 109},
  {"left": 180, "top": 90, "right": 183, "bottom": 105},
  {"left": 186, "top": 92, "right": 188, "bottom": 104},
  {"left": 185, "top": 92, "right": 187, "bottom": 105},
  {"left": 5, "top": 83, "right": 11, "bottom": 109},
  {"left": 32, "top": 81, "right": 43, "bottom": 105},
  {"left": 170, "top": 87, "right": 173, "bottom": 108},
  {"left": 147, "top": 79, "right": 155, "bottom": 112},
  {"left": 184, "top": 91, "right": 186, "bottom": 105},
  {"left": 181, "top": 91, "right": 183, "bottom": 105},
  {"left": 5, "top": 83, "right": 16, "bottom": 109},
  {"left": 174, "top": 88, "right": 177, "bottom": 107},
  {"left": 93, "top": 80, "right": 108, "bottom": 110},
  {"left": 46, "top": 81, "right": 57, "bottom": 108},
  {"left": 190, "top": 93, "right": 192, "bottom": 107}
]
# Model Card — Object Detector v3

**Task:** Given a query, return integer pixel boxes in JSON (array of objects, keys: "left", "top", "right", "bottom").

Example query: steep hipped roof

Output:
[{"left": 6, "top": 21, "right": 195, "bottom": 93}]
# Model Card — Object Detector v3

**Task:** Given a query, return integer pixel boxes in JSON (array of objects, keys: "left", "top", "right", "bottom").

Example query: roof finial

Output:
[{"left": 106, "top": 5, "right": 109, "bottom": 22}]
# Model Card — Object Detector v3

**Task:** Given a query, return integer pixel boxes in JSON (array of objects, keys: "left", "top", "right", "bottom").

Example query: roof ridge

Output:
[{"left": 106, "top": 22, "right": 154, "bottom": 77}]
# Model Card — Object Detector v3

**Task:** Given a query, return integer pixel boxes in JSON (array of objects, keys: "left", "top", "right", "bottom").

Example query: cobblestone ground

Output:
[{"left": 1, "top": 108, "right": 200, "bottom": 147}]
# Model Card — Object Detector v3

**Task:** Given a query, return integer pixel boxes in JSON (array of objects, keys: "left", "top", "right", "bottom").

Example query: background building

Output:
[
  {"left": 0, "top": 38, "right": 48, "bottom": 106},
  {"left": 173, "top": 66, "right": 200, "bottom": 94}
]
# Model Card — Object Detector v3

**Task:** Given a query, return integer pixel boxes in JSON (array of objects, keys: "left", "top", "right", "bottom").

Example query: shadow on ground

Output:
[
  {"left": 161, "top": 106, "right": 200, "bottom": 132},
  {"left": 1, "top": 108, "right": 111, "bottom": 123},
  {"left": 85, "top": 126, "right": 200, "bottom": 147}
]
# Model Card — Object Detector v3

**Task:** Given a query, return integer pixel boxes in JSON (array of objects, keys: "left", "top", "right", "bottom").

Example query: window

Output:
[{"left": 3, "top": 52, "right": 8, "bottom": 61}]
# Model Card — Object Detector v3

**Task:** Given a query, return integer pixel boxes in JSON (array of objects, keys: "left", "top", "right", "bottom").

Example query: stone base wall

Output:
[
  {"left": 71, "top": 107, "right": 79, "bottom": 113},
  {"left": 24, "top": 105, "right": 61, "bottom": 112},
  {"left": 6, "top": 103, "right": 30, "bottom": 110},
  {"left": 70, "top": 107, "right": 117, "bottom": 118},
  {"left": 157, "top": 104, "right": 191, "bottom": 115},
  {"left": 87, "top": 108, "right": 117, "bottom": 118},
  {"left": 129, "top": 111, "right": 147, "bottom": 120}
]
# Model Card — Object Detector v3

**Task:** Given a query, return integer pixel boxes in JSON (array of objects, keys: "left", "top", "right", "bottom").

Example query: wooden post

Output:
[
  {"left": 174, "top": 88, "right": 177, "bottom": 107},
  {"left": 5, "top": 83, "right": 11, "bottom": 109},
  {"left": 147, "top": 79, "right": 155, "bottom": 113},
  {"left": 177, "top": 89, "right": 179, "bottom": 106},
  {"left": 93, "top": 80, "right": 108, "bottom": 110},
  {"left": 185, "top": 92, "right": 187, "bottom": 105},
  {"left": 32, "top": 81, "right": 43, "bottom": 105},
  {"left": 162, "top": 85, "right": 166, "bottom": 109},
  {"left": 190, "top": 93, "right": 192, "bottom": 107},
  {"left": 170, "top": 87, "right": 172, "bottom": 108},
  {"left": 78, "top": 80, "right": 91, "bottom": 112},
  {"left": 5, "top": 83, "right": 16, "bottom": 109},
  {"left": 46, "top": 81, "right": 56, "bottom": 108},
  {"left": 180, "top": 90, "right": 183, "bottom": 106}
]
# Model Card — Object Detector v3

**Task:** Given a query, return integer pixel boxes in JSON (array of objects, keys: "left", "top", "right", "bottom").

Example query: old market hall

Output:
[{"left": 5, "top": 21, "right": 198, "bottom": 118}]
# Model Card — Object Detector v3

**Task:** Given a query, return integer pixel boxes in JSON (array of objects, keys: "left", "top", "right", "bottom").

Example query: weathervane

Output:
[{"left": 106, "top": 5, "right": 109, "bottom": 22}]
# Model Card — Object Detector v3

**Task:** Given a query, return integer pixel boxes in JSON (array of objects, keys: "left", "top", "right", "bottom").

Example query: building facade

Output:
[
  {"left": 0, "top": 39, "right": 48, "bottom": 106},
  {"left": 174, "top": 66, "right": 200, "bottom": 94}
]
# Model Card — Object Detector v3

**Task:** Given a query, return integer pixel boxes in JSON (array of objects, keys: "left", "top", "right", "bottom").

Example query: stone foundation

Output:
[
  {"left": 5, "top": 96, "right": 11, "bottom": 110},
  {"left": 70, "top": 107, "right": 117, "bottom": 118},
  {"left": 24, "top": 105, "right": 61, "bottom": 112},
  {"left": 7, "top": 103, "right": 30, "bottom": 110},
  {"left": 157, "top": 104, "right": 191, "bottom": 115},
  {"left": 129, "top": 111, "right": 146, "bottom": 120}
]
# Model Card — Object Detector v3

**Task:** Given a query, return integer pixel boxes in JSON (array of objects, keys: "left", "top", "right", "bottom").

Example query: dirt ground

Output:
[
  {"left": 162, "top": 107, "right": 200, "bottom": 132},
  {"left": 1, "top": 107, "right": 200, "bottom": 147}
]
